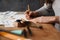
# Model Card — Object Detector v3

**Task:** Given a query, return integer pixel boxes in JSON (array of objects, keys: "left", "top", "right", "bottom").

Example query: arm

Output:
[{"left": 29, "top": 16, "right": 60, "bottom": 24}]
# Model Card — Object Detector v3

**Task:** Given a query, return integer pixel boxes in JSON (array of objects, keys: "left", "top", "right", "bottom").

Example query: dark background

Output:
[{"left": 0, "top": 0, "right": 45, "bottom": 12}]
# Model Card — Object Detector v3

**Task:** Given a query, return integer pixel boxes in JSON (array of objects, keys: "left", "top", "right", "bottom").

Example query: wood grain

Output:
[
  {"left": 0, "top": 32, "right": 26, "bottom": 40},
  {"left": 0, "top": 24, "right": 60, "bottom": 40}
]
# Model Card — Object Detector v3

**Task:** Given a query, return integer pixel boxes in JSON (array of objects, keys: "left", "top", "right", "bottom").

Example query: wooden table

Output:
[{"left": 0, "top": 24, "right": 60, "bottom": 40}]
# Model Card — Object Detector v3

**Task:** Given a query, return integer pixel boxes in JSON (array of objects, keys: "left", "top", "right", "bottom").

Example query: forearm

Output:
[{"left": 29, "top": 16, "right": 60, "bottom": 24}]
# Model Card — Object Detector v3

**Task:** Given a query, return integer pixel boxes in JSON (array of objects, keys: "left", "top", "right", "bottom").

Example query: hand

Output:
[
  {"left": 25, "top": 10, "right": 40, "bottom": 20},
  {"left": 55, "top": 16, "right": 60, "bottom": 23},
  {"left": 24, "top": 10, "right": 34, "bottom": 20}
]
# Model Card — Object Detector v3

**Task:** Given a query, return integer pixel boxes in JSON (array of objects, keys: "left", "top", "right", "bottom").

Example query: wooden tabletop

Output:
[
  {"left": 0, "top": 24, "right": 60, "bottom": 40},
  {"left": 28, "top": 24, "right": 60, "bottom": 40}
]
